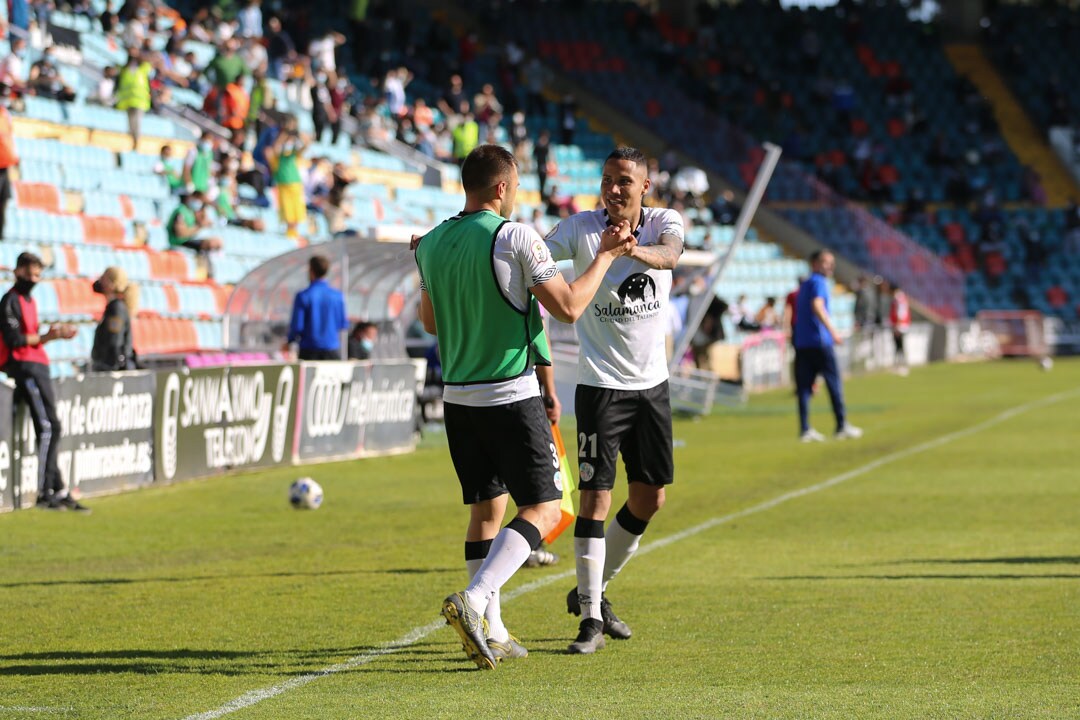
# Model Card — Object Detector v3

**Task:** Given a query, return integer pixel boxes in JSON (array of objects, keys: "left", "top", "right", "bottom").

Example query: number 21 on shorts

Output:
[{"left": 578, "top": 432, "right": 597, "bottom": 460}]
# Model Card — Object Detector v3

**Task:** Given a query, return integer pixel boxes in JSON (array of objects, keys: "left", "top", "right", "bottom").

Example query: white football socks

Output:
[
  {"left": 602, "top": 515, "right": 644, "bottom": 591},
  {"left": 464, "top": 526, "right": 533, "bottom": 619},
  {"left": 466, "top": 557, "right": 508, "bottom": 643},
  {"left": 574, "top": 536, "right": 606, "bottom": 622}
]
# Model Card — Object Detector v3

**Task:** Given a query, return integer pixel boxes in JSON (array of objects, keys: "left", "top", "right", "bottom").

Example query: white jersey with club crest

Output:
[{"left": 545, "top": 207, "right": 683, "bottom": 389}]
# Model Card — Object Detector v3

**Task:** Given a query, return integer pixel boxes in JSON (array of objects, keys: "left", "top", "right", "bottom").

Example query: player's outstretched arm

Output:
[
  {"left": 531, "top": 221, "right": 636, "bottom": 323},
  {"left": 629, "top": 231, "right": 683, "bottom": 270}
]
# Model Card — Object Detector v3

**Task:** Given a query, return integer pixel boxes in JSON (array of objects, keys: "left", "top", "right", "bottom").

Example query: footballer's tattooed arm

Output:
[{"left": 629, "top": 231, "right": 683, "bottom": 270}]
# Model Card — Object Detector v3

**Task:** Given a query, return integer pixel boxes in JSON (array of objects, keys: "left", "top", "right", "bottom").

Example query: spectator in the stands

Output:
[
  {"left": 238, "top": 0, "right": 263, "bottom": 39},
  {"left": 755, "top": 297, "right": 779, "bottom": 331},
  {"left": 311, "top": 73, "right": 339, "bottom": 145},
  {"left": 384, "top": 66, "right": 410, "bottom": 119},
  {"left": 115, "top": 48, "right": 154, "bottom": 151},
  {"left": 529, "top": 208, "right": 550, "bottom": 238},
  {"left": 28, "top": 48, "right": 75, "bottom": 103},
  {"left": 242, "top": 36, "right": 268, "bottom": 76},
  {"left": 1023, "top": 167, "right": 1047, "bottom": 206},
  {"left": 558, "top": 94, "right": 577, "bottom": 145},
  {"left": 730, "top": 294, "right": 760, "bottom": 332},
  {"left": 309, "top": 31, "right": 345, "bottom": 85},
  {"left": 321, "top": 163, "right": 355, "bottom": 235},
  {"left": 450, "top": 107, "right": 479, "bottom": 165},
  {"left": 154, "top": 145, "right": 184, "bottom": 194},
  {"left": 267, "top": 115, "right": 309, "bottom": 239},
  {"left": 90, "top": 266, "right": 138, "bottom": 372},
  {"left": 348, "top": 321, "right": 378, "bottom": 361},
  {"left": 206, "top": 37, "right": 248, "bottom": 89},
  {"left": 0, "top": 97, "right": 17, "bottom": 241},
  {"left": 533, "top": 129, "right": 551, "bottom": 196},
  {"left": 709, "top": 189, "right": 740, "bottom": 226},
  {"left": 544, "top": 184, "right": 578, "bottom": 218},
  {"left": 246, "top": 68, "right": 274, "bottom": 139},
  {"left": 523, "top": 56, "right": 547, "bottom": 118},
  {"left": 0, "top": 38, "right": 28, "bottom": 96},
  {"left": 184, "top": 132, "right": 217, "bottom": 195},
  {"left": 267, "top": 15, "right": 297, "bottom": 82},
  {"left": 412, "top": 96, "right": 434, "bottom": 130},
  {"left": 167, "top": 191, "right": 223, "bottom": 257},
  {"left": 287, "top": 254, "right": 348, "bottom": 361},
  {"left": 1018, "top": 219, "right": 1045, "bottom": 282},
  {"left": 853, "top": 275, "right": 877, "bottom": 331},
  {"left": 212, "top": 159, "right": 265, "bottom": 233},
  {"left": 437, "top": 74, "right": 468, "bottom": 119},
  {"left": 473, "top": 83, "right": 503, "bottom": 126}
]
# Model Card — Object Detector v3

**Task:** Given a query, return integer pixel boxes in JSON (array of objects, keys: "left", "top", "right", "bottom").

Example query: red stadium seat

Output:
[
  {"left": 81, "top": 215, "right": 126, "bottom": 245},
  {"left": 13, "top": 181, "right": 61, "bottom": 213},
  {"left": 1047, "top": 286, "right": 1068, "bottom": 308}
]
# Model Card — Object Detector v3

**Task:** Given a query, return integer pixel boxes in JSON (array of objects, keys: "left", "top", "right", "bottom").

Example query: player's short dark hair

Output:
[
  {"left": 309, "top": 255, "right": 330, "bottom": 279},
  {"left": 605, "top": 147, "right": 648, "bottom": 168},
  {"left": 808, "top": 249, "right": 832, "bottom": 264},
  {"left": 461, "top": 144, "right": 517, "bottom": 192},
  {"left": 16, "top": 252, "right": 43, "bottom": 270}
]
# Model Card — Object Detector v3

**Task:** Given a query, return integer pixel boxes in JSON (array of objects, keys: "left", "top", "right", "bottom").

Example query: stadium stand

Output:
[{"left": 0, "top": 0, "right": 864, "bottom": 378}]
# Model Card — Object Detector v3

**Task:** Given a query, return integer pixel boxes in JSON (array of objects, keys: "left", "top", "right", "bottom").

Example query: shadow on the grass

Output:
[
  {"left": 0, "top": 567, "right": 458, "bottom": 589},
  {"left": 765, "top": 573, "right": 1080, "bottom": 581},
  {"left": 883, "top": 556, "right": 1080, "bottom": 566},
  {"left": 0, "top": 644, "right": 455, "bottom": 677}
]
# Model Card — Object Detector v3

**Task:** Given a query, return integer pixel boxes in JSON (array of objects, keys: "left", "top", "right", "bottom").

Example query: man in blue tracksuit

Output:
[
  {"left": 287, "top": 255, "right": 348, "bottom": 360},
  {"left": 793, "top": 250, "right": 862, "bottom": 442}
]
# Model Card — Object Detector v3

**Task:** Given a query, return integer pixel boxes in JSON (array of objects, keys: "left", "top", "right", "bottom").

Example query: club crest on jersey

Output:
[
  {"left": 592, "top": 273, "right": 662, "bottom": 323},
  {"left": 618, "top": 273, "right": 657, "bottom": 305}
]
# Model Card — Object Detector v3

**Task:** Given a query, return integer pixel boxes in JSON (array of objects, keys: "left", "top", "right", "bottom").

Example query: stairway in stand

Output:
[{"left": 945, "top": 43, "right": 1077, "bottom": 207}]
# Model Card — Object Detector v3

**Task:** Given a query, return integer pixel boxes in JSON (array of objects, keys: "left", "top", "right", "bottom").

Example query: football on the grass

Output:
[{"left": 289, "top": 478, "right": 323, "bottom": 510}]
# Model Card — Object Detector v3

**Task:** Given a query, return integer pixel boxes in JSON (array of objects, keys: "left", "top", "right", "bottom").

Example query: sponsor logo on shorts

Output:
[
  {"left": 553, "top": 471, "right": 563, "bottom": 492},
  {"left": 579, "top": 462, "right": 594, "bottom": 483}
]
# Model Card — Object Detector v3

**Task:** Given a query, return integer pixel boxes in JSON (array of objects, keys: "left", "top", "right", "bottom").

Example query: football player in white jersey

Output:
[{"left": 544, "top": 147, "right": 684, "bottom": 654}]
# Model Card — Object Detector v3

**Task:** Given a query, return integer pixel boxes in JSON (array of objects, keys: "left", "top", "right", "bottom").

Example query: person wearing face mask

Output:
[
  {"left": 0, "top": 38, "right": 29, "bottom": 96},
  {"left": 0, "top": 253, "right": 86, "bottom": 512},
  {"left": 115, "top": 47, "right": 154, "bottom": 150},
  {"left": 90, "top": 267, "right": 138, "bottom": 372},
  {"left": 266, "top": 117, "right": 309, "bottom": 239},
  {"left": 183, "top": 132, "right": 217, "bottom": 195},
  {"left": 167, "top": 191, "right": 224, "bottom": 258},
  {"left": 347, "top": 321, "right": 377, "bottom": 361}
]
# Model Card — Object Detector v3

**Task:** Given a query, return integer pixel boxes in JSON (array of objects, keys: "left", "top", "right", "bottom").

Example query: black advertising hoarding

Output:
[
  {"left": 0, "top": 383, "right": 14, "bottom": 511},
  {"left": 154, "top": 364, "right": 298, "bottom": 483},
  {"left": 295, "top": 360, "right": 419, "bottom": 463},
  {"left": 12, "top": 372, "right": 156, "bottom": 506}
]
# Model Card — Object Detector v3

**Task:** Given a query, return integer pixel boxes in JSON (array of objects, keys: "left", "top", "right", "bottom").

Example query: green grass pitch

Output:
[{"left": 1, "top": 359, "right": 1078, "bottom": 719}]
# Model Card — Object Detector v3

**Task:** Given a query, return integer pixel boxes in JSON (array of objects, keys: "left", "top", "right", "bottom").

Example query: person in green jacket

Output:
[
  {"left": 115, "top": 48, "right": 154, "bottom": 150},
  {"left": 167, "top": 192, "right": 223, "bottom": 255},
  {"left": 414, "top": 144, "right": 635, "bottom": 670}
]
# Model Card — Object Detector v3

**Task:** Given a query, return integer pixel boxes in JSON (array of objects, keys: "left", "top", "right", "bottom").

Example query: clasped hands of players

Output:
[{"left": 599, "top": 219, "right": 636, "bottom": 257}]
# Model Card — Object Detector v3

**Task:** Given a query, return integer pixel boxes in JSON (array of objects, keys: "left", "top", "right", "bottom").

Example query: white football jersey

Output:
[{"left": 546, "top": 207, "right": 684, "bottom": 389}]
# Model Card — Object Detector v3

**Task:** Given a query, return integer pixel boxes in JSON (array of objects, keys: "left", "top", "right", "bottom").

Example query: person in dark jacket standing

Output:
[
  {"left": 0, "top": 253, "right": 86, "bottom": 511},
  {"left": 91, "top": 266, "right": 138, "bottom": 372},
  {"left": 287, "top": 255, "right": 348, "bottom": 360}
]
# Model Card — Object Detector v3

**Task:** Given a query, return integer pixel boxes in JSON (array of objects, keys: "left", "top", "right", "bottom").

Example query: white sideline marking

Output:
[{"left": 181, "top": 386, "right": 1079, "bottom": 720}]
